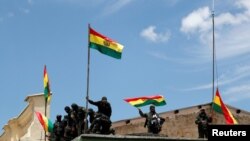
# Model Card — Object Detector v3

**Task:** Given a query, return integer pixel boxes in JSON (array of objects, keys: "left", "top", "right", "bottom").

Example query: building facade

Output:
[
  {"left": 1, "top": 94, "right": 250, "bottom": 140},
  {"left": 112, "top": 103, "right": 250, "bottom": 138},
  {"left": 0, "top": 94, "right": 50, "bottom": 141}
]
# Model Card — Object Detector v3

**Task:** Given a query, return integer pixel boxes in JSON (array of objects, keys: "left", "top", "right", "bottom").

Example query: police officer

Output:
[
  {"left": 195, "top": 109, "right": 212, "bottom": 138},
  {"left": 53, "top": 115, "right": 64, "bottom": 141},
  {"left": 63, "top": 106, "right": 77, "bottom": 140},
  {"left": 87, "top": 96, "right": 112, "bottom": 133},
  {"left": 138, "top": 105, "right": 164, "bottom": 134},
  {"left": 88, "top": 108, "right": 95, "bottom": 124},
  {"left": 64, "top": 106, "right": 72, "bottom": 124},
  {"left": 87, "top": 96, "right": 112, "bottom": 118}
]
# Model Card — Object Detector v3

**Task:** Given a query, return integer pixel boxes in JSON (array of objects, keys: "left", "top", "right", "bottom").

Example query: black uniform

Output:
[
  {"left": 88, "top": 97, "right": 112, "bottom": 118},
  {"left": 87, "top": 96, "right": 112, "bottom": 134},
  {"left": 195, "top": 109, "right": 212, "bottom": 138},
  {"left": 139, "top": 105, "right": 164, "bottom": 134},
  {"left": 53, "top": 115, "right": 64, "bottom": 141}
]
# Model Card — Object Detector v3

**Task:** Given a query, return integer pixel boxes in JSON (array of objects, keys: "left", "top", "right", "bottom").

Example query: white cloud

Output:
[
  {"left": 236, "top": 0, "right": 250, "bottom": 10},
  {"left": 102, "top": 0, "right": 133, "bottom": 16},
  {"left": 147, "top": 52, "right": 169, "bottom": 61},
  {"left": 180, "top": 7, "right": 211, "bottom": 34},
  {"left": 184, "top": 64, "right": 250, "bottom": 91},
  {"left": 147, "top": 51, "right": 203, "bottom": 65},
  {"left": 224, "top": 84, "right": 250, "bottom": 103},
  {"left": 218, "top": 65, "right": 250, "bottom": 85},
  {"left": 141, "top": 26, "right": 171, "bottom": 43},
  {"left": 224, "top": 84, "right": 250, "bottom": 96},
  {"left": 215, "top": 12, "right": 250, "bottom": 27},
  {"left": 181, "top": 1, "right": 250, "bottom": 34},
  {"left": 180, "top": 1, "right": 250, "bottom": 61},
  {"left": 211, "top": 24, "right": 250, "bottom": 60},
  {"left": 57, "top": 0, "right": 133, "bottom": 15}
]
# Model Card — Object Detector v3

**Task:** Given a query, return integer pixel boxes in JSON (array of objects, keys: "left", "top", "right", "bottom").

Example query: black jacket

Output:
[{"left": 88, "top": 100, "right": 112, "bottom": 118}]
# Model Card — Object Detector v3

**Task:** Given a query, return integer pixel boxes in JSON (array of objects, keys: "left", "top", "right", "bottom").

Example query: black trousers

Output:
[{"left": 198, "top": 127, "right": 208, "bottom": 138}]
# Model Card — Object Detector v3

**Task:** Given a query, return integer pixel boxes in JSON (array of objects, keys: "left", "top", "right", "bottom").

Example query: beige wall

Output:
[
  {"left": 112, "top": 103, "right": 250, "bottom": 138},
  {"left": 0, "top": 94, "right": 50, "bottom": 141}
]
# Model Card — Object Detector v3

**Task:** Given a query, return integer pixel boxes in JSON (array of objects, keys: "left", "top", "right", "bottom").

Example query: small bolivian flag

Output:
[{"left": 124, "top": 95, "right": 166, "bottom": 107}]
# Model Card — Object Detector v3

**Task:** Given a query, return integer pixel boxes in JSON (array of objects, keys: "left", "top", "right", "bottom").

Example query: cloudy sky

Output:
[{"left": 1, "top": 0, "right": 250, "bottom": 133}]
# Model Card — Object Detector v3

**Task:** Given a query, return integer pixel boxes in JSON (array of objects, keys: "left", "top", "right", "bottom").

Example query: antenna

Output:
[{"left": 212, "top": 0, "right": 215, "bottom": 12}]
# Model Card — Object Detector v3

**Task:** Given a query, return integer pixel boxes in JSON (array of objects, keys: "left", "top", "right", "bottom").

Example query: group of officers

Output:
[
  {"left": 51, "top": 96, "right": 166, "bottom": 141},
  {"left": 52, "top": 96, "right": 113, "bottom": 141},
  {"left": 51, "top": 96, "right": 212, "bottom": 141}
]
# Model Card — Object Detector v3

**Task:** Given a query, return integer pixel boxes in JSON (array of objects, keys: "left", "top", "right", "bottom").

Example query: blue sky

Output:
[{"left": 1, "top": 0, "right": 250, "bottom": 133}]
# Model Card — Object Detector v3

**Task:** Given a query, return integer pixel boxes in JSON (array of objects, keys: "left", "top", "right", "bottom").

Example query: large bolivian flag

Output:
[
  {"left": 213, "top": 88, "right": 238, "bottom": 124},
  {"left": 89, "top": 27, "right": 124, "bottom": 59}
]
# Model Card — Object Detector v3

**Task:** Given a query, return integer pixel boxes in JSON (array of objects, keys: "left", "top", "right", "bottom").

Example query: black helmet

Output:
[
  {"left": 88, "top": 108, "right": 94, "bottom": 113},
  {"left": 71, "top": 103, "right": 79, "bottom": 110},
  {"left": 64, "top": 106, "right": 71, "bottom": 113},
  {"left": 102, "top": 96, "right": 107, "bottom": 101},
  {"left": 150, "top": 105, "right": 155, "bottom": 109},
  {"left": 56, "top": 115, "right": 62, "bottom": 120}
]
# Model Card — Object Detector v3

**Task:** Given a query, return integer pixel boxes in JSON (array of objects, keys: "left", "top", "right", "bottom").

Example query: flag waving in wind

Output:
[
  {"left": 89, "top": 27, "right": 124, "bottom": 59},
  {"left": 124, "top": 95, "right": 166, "bottom": 108},
  {"left": 212, "top": 88, "right": 238, "bottom": 124},
  {"left": 44, "top": 65, "right": 51, "bottom": 103},
  {"left": 35, "top": 111, "right": 54, "bottom": 132}
]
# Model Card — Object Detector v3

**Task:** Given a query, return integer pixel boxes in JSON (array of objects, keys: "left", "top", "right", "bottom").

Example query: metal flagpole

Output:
[
  {"left": 44, "top": 65, "right": 48, "bottom": 141},
  {"left": 44, "top": 99, "right": 47, "bottom": 141},
  {"left": 84, "top": 24, "right": 91, "bottom": 133},
  {"left": 210, "top": 0, "right": 216, "bottom": 120},
  {"left": 212, "top": 0, "right": 215, "bottom": 103}
]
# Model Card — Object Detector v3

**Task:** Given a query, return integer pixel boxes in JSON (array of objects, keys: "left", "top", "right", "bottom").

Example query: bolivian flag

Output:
[
  {"left": 35, "top": 111, "right": 54, "bottom": 132},
  {"left": 213, "top": 88, "right": 238, "bottom": 124},
  {"left": 44, "top": 65, "right": 51, "bottom": 103},
  {"left": 89, "top": 27, "right": 124, "bottom": 59},
  {"left": 124, "top": 95, "right": 166, "bottom": 107}
]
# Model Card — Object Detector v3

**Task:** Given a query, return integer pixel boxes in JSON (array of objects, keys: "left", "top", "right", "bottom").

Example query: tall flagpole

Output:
[
  {"left": 212, "top": 0, "right": 215, "bottom": 102},
  {"left": 44, "top": 99, "right": 47, "bottom": 141},
  {"left": 84, "top": 24, "right": 91, "bottom": 133},
  {"left": 44, "top": 65, "right": 47, "bottom": 141},
  {"left": 210, "top": 0, "right": 216, "bottom": 120}
]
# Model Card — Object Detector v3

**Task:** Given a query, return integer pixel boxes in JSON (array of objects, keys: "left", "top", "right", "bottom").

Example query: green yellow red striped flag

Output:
[
  {"left": 43, "top": 65, "right": 51, "bottom": 103},
  {"left": 212, "top": 88, "right": 238, "bottom": 124},
  {"left": 35, "top": 111, "right": 54, "bottom": 132},
  {"left": 124, "top": 95, "right": 166, "bottom": 107},
  {"left": 89, "top": 27, "right": 124, "bottom": 59}
]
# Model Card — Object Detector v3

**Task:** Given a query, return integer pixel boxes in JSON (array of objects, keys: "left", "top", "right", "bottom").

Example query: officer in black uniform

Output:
[
  {"left": 195, "top": 109, "right": 212, "bottom": 138},
  {"left": 87, "top": 96, "right": 112, "bottom": 134},
  {"left": 138, "top": 105, "right": 165, "bottom": 134},
  {"left": 53, "top": 115, "right": 64, "bottom": 141},
  {"left": 87, "top": 96, "right": 112, "bottom": 118}
]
